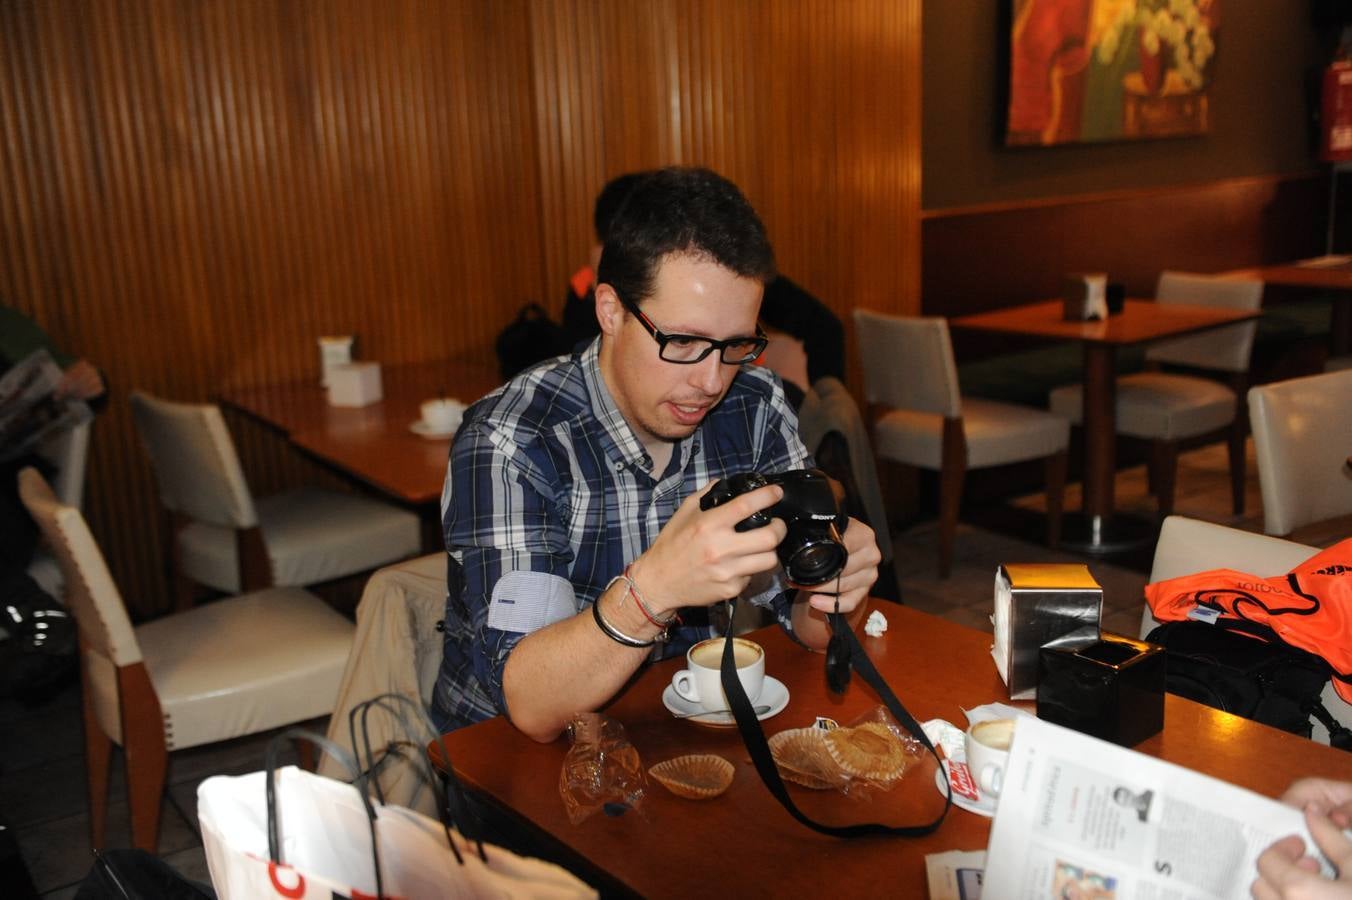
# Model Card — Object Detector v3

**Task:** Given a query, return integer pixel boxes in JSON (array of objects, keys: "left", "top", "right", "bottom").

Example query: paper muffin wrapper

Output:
[
  {"left": 823, "top": 721, "right": 909, "bottom": 781},
  {"left": 649, "top": 754, "right": 735, "bottom": 799},
  {"left": 768, "top": 728, "right": 846, "bottom": 790}
]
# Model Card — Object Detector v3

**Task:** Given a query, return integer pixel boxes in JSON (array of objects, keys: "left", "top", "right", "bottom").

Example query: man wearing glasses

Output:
[{"left": 432, "top": 167, "right": 880, "bottom": 741}]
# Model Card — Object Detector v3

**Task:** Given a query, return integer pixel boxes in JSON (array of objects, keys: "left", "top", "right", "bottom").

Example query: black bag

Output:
[
  {"left": 1145, "top": 620, "right": 1352, "bottom": 750},
  {"left": 0, "top": 571, "right": 77, "bottom": 706},
  {"left": 494, "top": 303, "right": 568, "bottom": 380}
]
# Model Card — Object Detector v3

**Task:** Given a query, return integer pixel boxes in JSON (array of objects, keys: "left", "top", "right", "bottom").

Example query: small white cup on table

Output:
[
  {"left": 671, "top": 636, "right": 765, "bottom": 713},
  {"left": 419, "top": 398, "right": 465, "bottom": 434},
  {"left": 965, "top": 717, "right": 1015, "bottom": 799}
]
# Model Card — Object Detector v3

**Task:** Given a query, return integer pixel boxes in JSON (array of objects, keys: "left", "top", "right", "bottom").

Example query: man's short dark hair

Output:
[
  {"left": 592, "top": 171, "right": 650, "bottom": 242},
  {"left": 596, "top": 167, "right": 776, "bottom": 307}
]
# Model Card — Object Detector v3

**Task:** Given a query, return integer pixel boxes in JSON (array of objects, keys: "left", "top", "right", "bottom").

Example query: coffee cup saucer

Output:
[
  {"left": 662, "top": 676, "right": 789, "bottom": 727},
  {"left": 409, "top": 419, "right": 458, "bottom": 440},
  {"left": 935, "top": 757, "right": 997, "bottom": 818}
]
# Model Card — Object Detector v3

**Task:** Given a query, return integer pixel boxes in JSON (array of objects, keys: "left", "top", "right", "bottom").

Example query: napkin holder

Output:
[
  {"left": 1036, "top": 632, "right": 1165, "bottom": 747},
  {"left": 1062, "top": 273, "right": 1108, "bottom": 321},
  {"left": 327, "top": 362, "right": 383, "bottom": 407},
  {"left": 991, "top": 563, "right": 1102, "bottom": 700}
]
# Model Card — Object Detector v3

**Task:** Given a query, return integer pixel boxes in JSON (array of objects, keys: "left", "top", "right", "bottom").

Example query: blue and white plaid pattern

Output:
[{"left": 431, "top": 339, "right": 810, "bottom": 732}]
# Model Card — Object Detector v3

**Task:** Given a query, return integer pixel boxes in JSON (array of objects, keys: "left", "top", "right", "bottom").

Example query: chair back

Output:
[
  {"left": 37, "top": 419, "right": 92, "bottom": 508},
  {"left": 130, "top": 391, "right": 259, "bottom": 528},
  {"left": 1248, "top": 369, "right": 1352, "bottom": 536},
  {"left": 1143, "top": 515, "right": 1316, "bottom": 639},
  {"left": 17, "top": 467, "right": 143, "bottom": 667},
  {"left": 852, "top": 310, "right": 961, "bottom": 417},
  {"left": 1148, "top": 515, "right": 1316, "bottom": 585},
  {"left": 1146, "top": 271, "right": 1262, "bottom": 373}
]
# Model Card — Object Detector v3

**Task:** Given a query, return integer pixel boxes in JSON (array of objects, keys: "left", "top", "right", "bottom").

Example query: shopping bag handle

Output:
[{"left": 346, "top": 692, "right": 486, "bottom": 863}]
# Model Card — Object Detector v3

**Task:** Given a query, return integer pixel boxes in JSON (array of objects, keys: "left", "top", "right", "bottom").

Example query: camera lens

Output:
[{"left": 783, "top": 538, "right": 847, "bottom": 585}]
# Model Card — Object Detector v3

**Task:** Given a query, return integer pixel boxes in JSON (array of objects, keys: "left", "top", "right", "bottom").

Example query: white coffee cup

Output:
[
  {"left": 671, "top": 637, "right": 765, "bottom": 712},
  {"left": 964, "top": 717, "right": 1016, "bottom": 799},
  {"left": 420, "top": 398, "right": 465, "bottom": 434}
]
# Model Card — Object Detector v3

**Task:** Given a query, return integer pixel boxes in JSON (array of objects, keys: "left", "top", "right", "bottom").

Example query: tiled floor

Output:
[{"left": 2, "top": 440, "right": 1341, "bottom": 895}]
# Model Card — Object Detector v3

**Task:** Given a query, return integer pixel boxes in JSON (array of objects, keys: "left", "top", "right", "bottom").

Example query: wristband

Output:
[
  {"left": 624, "top": 564, "right": 680, "bottom": 627},
  {"left": 591, "top": 593, "right": 656, "bottom": 648}
]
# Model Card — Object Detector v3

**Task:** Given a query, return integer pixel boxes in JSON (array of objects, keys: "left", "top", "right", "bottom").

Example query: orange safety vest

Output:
[{"left": 1145, "top": 539, "right": 1352, "bottom": 704}]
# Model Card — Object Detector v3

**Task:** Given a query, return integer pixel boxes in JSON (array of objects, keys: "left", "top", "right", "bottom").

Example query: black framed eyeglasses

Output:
[{"left": 616, "top": 291, "right": 768, "bottom": 365}]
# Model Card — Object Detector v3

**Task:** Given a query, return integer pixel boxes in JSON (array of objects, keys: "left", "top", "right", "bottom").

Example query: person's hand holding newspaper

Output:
[{"left": 1252, "top": 778, "right": 1352, "bottom": 900}]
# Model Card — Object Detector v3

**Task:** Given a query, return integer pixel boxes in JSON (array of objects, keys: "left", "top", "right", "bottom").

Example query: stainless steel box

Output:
[{"left": 991, "top": 563, "right": 1103, "bottom": 699}]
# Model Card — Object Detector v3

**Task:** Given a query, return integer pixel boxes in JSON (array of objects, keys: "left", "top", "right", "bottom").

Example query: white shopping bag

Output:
[{"left": 199, "top": 766, "right": 595, "bottom": 899}]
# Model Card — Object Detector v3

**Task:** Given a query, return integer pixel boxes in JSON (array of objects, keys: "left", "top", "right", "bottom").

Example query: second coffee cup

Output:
[
  {"left": 420, "top": 398, "right": 465, "bottom": 434},
  {"left": 671, "top": 637, "right": 765, "bottom": 713},
  {"left": 965, "top": 717, "right": 1016, "bottom": 799}
]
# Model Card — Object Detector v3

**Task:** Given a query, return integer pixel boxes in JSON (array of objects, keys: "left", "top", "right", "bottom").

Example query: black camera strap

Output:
[{"left": 718, "top": 598, "right": 952, "bottom": 837}]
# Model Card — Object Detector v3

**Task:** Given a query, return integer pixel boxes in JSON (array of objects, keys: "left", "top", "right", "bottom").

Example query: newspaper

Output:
[
  {"left": 983, "top": 716, "right": 1333, "bottom": 900},
  {"left": 0, "top": 349, "right": 92, "bottom": 462}
]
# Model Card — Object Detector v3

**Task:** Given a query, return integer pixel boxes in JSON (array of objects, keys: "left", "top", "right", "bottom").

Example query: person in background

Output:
[
  {"left": 1, "top": 304, "right": 105, "bottom": 703},
  {"left": 1252, "top": 777, "right": 1352, "bottom": 899},
  {"left": 559, "top": 171, "right": 651, "bottom": 352},
  {"left": 1, "top": 305, "right": 106, "bottom": 571},
  {"left": 432, "top": 167, "right": 880, "bottom": 741},
  {"left": 757, "top": 274, "right": 845, "bottom": 409}
]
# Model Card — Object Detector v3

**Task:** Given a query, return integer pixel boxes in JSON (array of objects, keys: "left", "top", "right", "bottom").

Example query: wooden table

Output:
[
  {"left": 951, "top": 300, "right": 1261, "bottom": 554},
  {"left": 430, "top": 606, "right": 1348, "bottom": 898},
  {"left": 1244, "top": 256, "right": 1352, "bottom": 357},
  {"left": 220, "top": 359, "right": 500, "bottom": 506}
]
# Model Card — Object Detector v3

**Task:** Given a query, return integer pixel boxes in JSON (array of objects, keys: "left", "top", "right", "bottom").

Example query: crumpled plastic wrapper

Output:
[
  {"left": 769, "top": 704, "right": 924, "bottom": 801},
  {"left": 559, "top": 713, "right": 647, "bottom": 824}
]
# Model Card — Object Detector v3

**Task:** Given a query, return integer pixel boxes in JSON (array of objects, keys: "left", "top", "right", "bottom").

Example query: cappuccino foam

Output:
[
  {"left": 691, "top": 639, "right": 761, "bottom": 670},
  {"left": 971, "top": 718, "right": 1015, "bottom": 751}
]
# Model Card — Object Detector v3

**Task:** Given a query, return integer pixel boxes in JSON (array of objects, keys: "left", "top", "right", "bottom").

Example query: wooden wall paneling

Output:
[
  {"left": 527, "top": 0, "right": 600, "bottom": 320},
  {"left": 2, "top": 0, "right": 922, "bottom": 616}
]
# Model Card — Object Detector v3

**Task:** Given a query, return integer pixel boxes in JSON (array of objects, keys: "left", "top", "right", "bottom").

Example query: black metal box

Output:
[{"left": 1037, "top": 632, "right": 1166, "bottom": 747}]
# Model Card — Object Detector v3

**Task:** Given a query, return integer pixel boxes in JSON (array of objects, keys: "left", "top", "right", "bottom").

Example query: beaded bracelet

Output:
[
  {"left": 591, "top": 593, "right": 656, "bottom": 648},
  {"left": 624, "top": 564, "right": 681, "bottom": 628}
]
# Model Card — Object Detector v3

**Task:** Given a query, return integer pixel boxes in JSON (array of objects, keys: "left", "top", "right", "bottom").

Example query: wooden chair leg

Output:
[
  {"left": 295, "top": 736, "right": 316, "bottom": 772},
  {"left": 1228, "top": 376, "right": 1250, "bottom": 517},
  {"left": 937, "top": 419, "right": 967, "bottom": 579},
  {"left": 1227, "top": 422, "right": 1247, "bottom": 516},
  {"left": 118, "top": 663, "right": 168, "bottom": 853},
  {"left": 81, "top": 660, "right": 113, "bottom": 849},
  {"left": 1044, "top": 449, "right": 1067, "bottom": 548},
  {"left": 237, "top": 525, "right": 274, "bottom": 593},
  {"left": 1150, "top": 440, "right": 1178, "bottom": 518}
]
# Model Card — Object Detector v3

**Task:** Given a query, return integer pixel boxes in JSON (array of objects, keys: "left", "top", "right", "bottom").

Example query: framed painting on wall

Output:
[{"left": 1006, "top": 0, "right": 1220, "bottom": 146}]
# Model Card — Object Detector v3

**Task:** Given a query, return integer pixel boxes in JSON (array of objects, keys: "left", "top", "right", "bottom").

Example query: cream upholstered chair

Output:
[
  {"left": 853, "top": 310, "right": 1069, "bottom": 577},
  {"left": 18, "top": 467, "right": 354, "bottom": 852},
  {"left": 1049, "top": 272, "right": 1263, "bottom": 518},
  {"left": 1143, "top": 515, "right": 1349, "bottom": 746},
  {"left": 1247, "top": 368, "right": 1352, "bottom": 537},
  {"left": 130, "top": 390, "right": 420, "bottom": 605},
  {"left": 25, "top": 419, "right": 92, "bottom": 599}
]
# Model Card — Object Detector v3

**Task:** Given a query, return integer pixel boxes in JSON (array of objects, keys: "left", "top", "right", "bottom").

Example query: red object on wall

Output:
[{"left": 1322, "top": 59, "right": 1352, "bottom": 162}]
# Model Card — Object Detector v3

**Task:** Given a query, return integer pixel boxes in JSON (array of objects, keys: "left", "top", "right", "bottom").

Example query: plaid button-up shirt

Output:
[{"left": 431, "top": 339, "right": 811, "bottom": 732}]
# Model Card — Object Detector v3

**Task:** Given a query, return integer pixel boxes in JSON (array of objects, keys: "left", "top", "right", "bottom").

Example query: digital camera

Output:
[{"left": 699, "top": 468, "right": 848, "bottom": 585}]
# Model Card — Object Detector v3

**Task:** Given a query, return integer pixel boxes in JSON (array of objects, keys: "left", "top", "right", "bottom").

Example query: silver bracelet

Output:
[{"left": 591, "top": 592, "right": 655, "bottom": 648}]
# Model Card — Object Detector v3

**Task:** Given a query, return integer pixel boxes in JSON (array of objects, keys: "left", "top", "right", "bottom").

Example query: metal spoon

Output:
[{"left": 675, "top": 704, "right": 771, "bottom": 719}]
